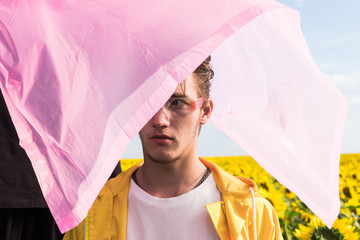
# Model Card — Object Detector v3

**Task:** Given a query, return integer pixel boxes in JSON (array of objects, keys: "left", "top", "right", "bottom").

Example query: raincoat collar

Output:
[
  {"left": 105, "top": 158, "right": 258, "bottom": 199},
  {"left": 200, "top": 158, "right": 259, "bottom": 239}
]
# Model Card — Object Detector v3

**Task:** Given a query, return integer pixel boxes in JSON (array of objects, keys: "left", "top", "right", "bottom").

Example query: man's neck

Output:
[{"left": 135, "top": 155, "right": 207, "bottom": 198}]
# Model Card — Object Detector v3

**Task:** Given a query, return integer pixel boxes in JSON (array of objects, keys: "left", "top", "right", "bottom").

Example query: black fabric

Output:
[
  {"left": 0, "top": 208, "right": 63, "bottom": 240},
  {"left": 0, "top": 91, "right": 47, "bottom": 208},
  {"left": 0, "top": 90, "right": 122, "bottom": 207},
  {"left": 0, "top": 89, "right": 122, "bottom": 238}
]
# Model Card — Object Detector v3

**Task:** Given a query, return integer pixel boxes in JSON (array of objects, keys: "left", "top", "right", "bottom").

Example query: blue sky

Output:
[{"left": 122, "top": 0, "right": 360, "bottom": 158}]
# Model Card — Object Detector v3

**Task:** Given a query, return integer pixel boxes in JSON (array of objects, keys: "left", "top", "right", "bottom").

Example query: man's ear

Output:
[{"left": 200, "top": 99, "right": 213, "bottom": 125}]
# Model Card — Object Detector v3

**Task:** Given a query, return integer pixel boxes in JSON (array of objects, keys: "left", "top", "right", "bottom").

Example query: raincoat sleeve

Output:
[{"left": 254, "top": 197, "right": 283, "bottom": 239}]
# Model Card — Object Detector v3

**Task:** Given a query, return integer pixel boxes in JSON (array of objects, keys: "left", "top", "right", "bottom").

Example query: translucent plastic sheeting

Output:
[
  {"left": 210, "top": 8, "right": 347, "bottom": 228},
  {"left": 0, "top": 0, "right": 346, "bottom": 232}
]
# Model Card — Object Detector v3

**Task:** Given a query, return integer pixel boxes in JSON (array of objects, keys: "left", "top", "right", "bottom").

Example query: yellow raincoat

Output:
[{"left": 64, "top": 158, "right": 283, "bottom": 240}]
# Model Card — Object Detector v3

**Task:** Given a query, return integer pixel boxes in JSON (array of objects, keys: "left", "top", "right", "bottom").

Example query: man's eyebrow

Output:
[{"left": 171, "top": 93, "right": 188, "bottom": 98}]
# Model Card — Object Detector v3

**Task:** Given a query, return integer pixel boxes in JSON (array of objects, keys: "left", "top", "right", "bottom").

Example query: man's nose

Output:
[{"left": 151, "top": 106, "right": 170, "bottom": 127}]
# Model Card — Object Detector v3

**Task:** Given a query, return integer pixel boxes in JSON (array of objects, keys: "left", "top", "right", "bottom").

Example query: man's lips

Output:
[{"left": 150, "top": 134, "right": 173, "bottom": 143}]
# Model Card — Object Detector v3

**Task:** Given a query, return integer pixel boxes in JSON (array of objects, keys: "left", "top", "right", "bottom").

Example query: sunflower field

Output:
[{"left": 120, "top": 153, "right": 360, "bottom": 239}]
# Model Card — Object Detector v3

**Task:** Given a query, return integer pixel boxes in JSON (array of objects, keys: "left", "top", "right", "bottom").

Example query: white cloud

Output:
[
  {"left": 328, "top": 72, "right": 359, "bottom": 85},
  {"left": 319, "top": 61, "right": 360, "bottom": 75},
  {"left": 327, "top": 74, "right": 360, "bottom": 115},
  {"left": 327, "top": 74, "right": 360, "bottom": 153},
  {"left": 328, "top": 73, "right": 360, "bottom": 94}
]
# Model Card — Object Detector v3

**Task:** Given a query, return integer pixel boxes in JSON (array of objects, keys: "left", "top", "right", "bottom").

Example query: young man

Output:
[{"left": 64, "top": 57, "right": 283, "bottom": 240}]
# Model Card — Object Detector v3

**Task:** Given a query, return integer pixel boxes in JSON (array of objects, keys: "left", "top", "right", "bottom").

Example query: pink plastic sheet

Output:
[{"left": 0, "top": 0, "right": 346, "bottom": 232}]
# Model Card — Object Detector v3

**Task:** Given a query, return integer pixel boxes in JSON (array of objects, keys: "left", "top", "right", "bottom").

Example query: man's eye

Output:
[
  {"left": 170, "top": 99, "right": 189, "bottom": 106},
  {"left": 170, "top": 99, "right": 179, "bottom": 106}
]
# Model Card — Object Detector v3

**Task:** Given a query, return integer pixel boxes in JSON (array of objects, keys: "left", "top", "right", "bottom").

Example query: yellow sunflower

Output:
[
  {"left": 333, "top": 217, "right": 359, "bottom": 240},
  {"left": 293, "top": 215, "right": 360, "bottom": 240}
]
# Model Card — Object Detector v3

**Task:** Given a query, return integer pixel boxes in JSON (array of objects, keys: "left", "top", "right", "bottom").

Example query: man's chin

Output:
[{"left": 147, "top": 152, "right": 179, "bottom": 165}]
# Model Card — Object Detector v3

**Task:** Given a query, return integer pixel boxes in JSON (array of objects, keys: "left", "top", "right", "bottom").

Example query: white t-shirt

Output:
[{"left": 126, "top": 173, "right": 222, "bottom": 240}]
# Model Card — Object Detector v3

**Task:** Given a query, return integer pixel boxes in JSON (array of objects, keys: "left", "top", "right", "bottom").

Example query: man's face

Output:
[{"left": 139, "top": 73, "right": 212, "bottom": 164}]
